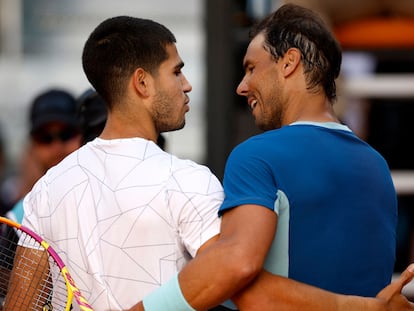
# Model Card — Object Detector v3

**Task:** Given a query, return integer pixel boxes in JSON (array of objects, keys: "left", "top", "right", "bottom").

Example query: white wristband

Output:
[{"left": 143, "top": 273, "right": 196, "bottom": 311}]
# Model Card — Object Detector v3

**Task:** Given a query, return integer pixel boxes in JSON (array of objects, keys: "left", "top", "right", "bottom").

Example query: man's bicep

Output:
[
  {"left": 196, "top": 234, "right": 220, "bottom": 256},
  {"left": 220, "top": 204, "right": 278, "bottom": 267}
]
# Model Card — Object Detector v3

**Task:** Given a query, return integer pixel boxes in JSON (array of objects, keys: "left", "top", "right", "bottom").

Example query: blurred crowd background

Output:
[{"left": 0, "top": 0, "right": 206, "bottom": 164}]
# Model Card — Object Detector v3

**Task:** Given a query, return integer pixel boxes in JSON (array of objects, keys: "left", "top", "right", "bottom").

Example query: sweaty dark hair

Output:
[
  {"left": 250, "top": 4, "right": 342, "bottom": 102},
  {"left": 82, "top": 16, "right": 176, "bottom": 109}
]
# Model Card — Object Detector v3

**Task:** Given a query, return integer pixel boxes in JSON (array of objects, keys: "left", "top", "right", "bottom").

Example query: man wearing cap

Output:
[{"left": 6, "top": 88, "right": 82, "bottom": 224}]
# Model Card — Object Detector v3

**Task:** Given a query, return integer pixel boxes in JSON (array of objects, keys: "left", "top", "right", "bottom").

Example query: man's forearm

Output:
[
  {"left": 232, "top": 270, "right": 385, "bottom": 311},
  {"left": 128, "top": 273, "right": 381, "bottom": 311}
]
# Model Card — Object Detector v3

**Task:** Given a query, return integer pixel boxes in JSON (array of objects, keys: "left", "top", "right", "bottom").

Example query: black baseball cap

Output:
[
  {"left": 30, "top": 89, "right": 79, "bottom": 134},
  {"left": 76, "top": 88, "right": 107, "bottom": 144},
  {"left": 77, "top": 89, "right": 107, "bottom": 128}
]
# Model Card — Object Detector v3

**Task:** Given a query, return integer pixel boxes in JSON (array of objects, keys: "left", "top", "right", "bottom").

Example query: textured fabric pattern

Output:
[{"left": 23, "top": 137, "right": 223, "bottom": 310}]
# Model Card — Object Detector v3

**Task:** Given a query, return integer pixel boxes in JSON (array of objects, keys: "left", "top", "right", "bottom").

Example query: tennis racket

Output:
[{"left": 0, "top": 216, "right": 94, "bottom": 311}]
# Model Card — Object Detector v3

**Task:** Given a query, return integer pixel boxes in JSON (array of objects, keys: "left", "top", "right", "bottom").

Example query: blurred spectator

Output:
[
  {"left": 6, "top": 88, "right": 82, "bottom": 223},
  {"left": 77, "top": 88, "right": 166, "bottom": 149},
  {"left": 0, "top": 124, "right": 19, "bottom": 216},
  {"left": 77, "top": 88, "right": 107, "bottom": 145}
]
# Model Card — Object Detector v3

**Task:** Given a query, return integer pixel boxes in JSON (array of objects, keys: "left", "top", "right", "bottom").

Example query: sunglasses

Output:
[{"left": 32, "top": 127, "right": 79, "bottom": 144}]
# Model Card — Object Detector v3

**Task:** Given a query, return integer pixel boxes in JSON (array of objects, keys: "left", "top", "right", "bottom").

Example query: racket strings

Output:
[
  {"left": 0, "top": 225, "right": 69, "bottom": 310},
  {"left": 0, "top": 223, "right": 19, "bottom": 310}
]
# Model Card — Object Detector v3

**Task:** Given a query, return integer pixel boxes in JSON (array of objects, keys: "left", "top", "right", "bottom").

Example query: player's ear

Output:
[
  {"left": 281, "top": 48, "right": 301, "bottom": 77},
  {"left": 132, "top": 68, "right": 151, "bottom": 97}
]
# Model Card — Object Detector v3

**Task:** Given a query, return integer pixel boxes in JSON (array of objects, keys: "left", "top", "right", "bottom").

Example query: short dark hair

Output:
[
  {"left": 82, "top": 16, "right": 176, "bottom": 108},
  {"left": 250, "top": 4, "right": 342, "bottom": 102}
]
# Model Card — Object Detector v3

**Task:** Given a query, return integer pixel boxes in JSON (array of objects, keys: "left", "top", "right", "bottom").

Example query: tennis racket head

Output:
[{"left": 0, "top": 216, "right": 94, "bottom": 311}]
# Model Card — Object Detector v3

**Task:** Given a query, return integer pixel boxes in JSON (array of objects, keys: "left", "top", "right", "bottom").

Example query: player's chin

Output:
[
  {"left": 165, "top": 119, "right": 186, "bottom": 132},
  {"left": 176, "top": 119, "right": 186, "bottom": 131},
  {"left": 177, "top": 112, "right": 187, "bottom": 129},
  {"left": 254, "top": 119, "right": 269, "bottom": 132}
]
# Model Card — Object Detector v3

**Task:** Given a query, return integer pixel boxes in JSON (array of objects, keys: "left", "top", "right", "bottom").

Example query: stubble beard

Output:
[
  {"left": 153, "top": 90, "right": 186, "bottom": 133},
  {"left": 256, "top": 94, "right": 284, "bottom": 132}
]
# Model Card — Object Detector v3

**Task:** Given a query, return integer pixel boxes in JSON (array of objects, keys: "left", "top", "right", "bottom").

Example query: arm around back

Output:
[
  {"left": 176, "top": 204, "right": 278, "bottom": 310},
  {"left": 231, "top": 264, "right": 414, "bottom": 311}
]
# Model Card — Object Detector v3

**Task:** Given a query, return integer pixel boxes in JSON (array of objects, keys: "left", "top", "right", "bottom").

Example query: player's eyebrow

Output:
[
  {"left": 175, "top": 61, "right": 185, "bottom": 70},
  {"left": 242, "top": 58, "right": 252, "bottom": 71}
]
